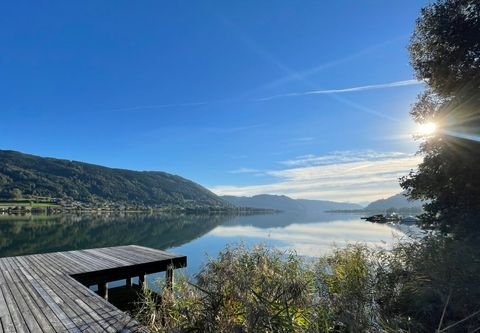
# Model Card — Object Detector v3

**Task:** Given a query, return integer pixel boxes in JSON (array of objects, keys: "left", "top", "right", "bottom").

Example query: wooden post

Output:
[
  {"left": 139, "top": 274, "right": 146, "bottom": 287},
  {"left": 98, "top": 282, "right": 108, "bottom": 300},
  {"left": 126, "top": 277, "right": 132, "bottom": 287},
  {"left": 166, "top": 267, "right": 174, "bottom": 290}
]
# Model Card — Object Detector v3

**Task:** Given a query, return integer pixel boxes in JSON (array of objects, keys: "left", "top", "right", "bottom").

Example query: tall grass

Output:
[{"left": 135, "top": 237, "right": 480, "bottom": 332}]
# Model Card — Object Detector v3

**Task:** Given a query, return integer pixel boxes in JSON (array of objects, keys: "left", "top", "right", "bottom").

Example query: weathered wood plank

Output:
[
  {"left": 7, "top": 258, "right": 67, "bottom": 333},
  {"left": 15, "top": 256, "right": 84, "bottom": 333},
  {"left": 3, "top": 257, "right": 56, "bottom": 333},
  {"left": 0, "top": 279, "right": 16, "bottom": 333},
  {"left": 58, "top": 252, "right": 112, "bottom": 272},
  {"left": 27, "top": 254, "right": 113, "bottom": 333},
  {"left": 0, "top": 245, "right": 186, "bottom": 333},
  {"left": 18, "top": 256, "right": 113, "bottom": 333},
  {"left": 33, "top": 254, "right": 145, "bottom": 333},
  {"left": 0, "top": 266, "right": 30, "bottom": 333},
  {"left": 94, "top": 247, "right": 151, "bottom": 264},
  {"left": 71, "top": 250, "right": 121, "bottom": 269},
  {"left": 132, "top": 245, "right": 180, "bottom": 259},
  {"left": 113, "top": 246, "right": 177, "bottom": 262},
  {"left": 81, "top": 249, "right": 132, "bottom": 266}
]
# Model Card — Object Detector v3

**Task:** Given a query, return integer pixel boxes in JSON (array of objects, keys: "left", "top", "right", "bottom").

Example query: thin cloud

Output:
[
  {"left": 210, "top": 152, "right": 421, "bottom": 203},
  {"left": 229, "top": 167, "right": 261, "bottom": 174},
  {"left": 280, "top": 150, "right": 408, "bottom": 167},
  {"left": 254, "top": 80, "right": 423, "bottom": 102}
]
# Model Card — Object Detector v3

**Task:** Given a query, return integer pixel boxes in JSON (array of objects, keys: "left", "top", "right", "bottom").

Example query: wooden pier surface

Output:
[{"left": 0, "top": 245, "right": 187, "bottom": 333}]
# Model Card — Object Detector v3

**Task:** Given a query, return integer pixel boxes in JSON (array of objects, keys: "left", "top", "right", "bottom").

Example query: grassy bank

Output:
[{"left": 136, "top": 237, "right": 480, "bottom": 332}]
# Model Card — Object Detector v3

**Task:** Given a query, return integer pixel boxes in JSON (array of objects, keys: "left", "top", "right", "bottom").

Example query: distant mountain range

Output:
[
  {"left": 222, "top": 193, "right": 423, "bottom": 213},
  {"left": 0, "top": 150, "right": 230, "bottom": 209},
  {"left": 364, "top": 192, "right": 423, "bottom": 211},
  {"left": 221, "top": 194, "right": 362, "bottom": 213}
]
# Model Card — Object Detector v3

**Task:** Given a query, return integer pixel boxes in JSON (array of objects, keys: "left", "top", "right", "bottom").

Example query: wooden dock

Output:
[{"left": 0, "top": 245, "right": 187, "bottom": 332}]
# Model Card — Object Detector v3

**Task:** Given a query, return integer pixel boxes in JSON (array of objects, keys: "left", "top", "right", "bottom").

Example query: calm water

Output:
[{"left": 0, "top": 212, "right": 413, "bottom": 286}]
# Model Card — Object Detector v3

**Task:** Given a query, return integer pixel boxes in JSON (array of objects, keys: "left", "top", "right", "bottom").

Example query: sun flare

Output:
[{"left": 417, "top": 122, "right": 437, "bottom": 136}]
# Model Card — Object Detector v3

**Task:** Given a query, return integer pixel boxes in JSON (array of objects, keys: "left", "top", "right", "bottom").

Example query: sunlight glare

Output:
[{"left": 417, "top": 122, "right": 437, "bottom": 136}]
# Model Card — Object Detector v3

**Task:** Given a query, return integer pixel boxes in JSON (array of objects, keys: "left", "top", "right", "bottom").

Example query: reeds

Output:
[{"left": 136, "top": 237, "right": 480, "bottom": 332}]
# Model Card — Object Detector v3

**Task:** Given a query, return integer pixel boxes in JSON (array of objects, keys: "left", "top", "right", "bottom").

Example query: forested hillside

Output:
[{"left": 0, "top": 150, "right": 229, "bottom": 209}]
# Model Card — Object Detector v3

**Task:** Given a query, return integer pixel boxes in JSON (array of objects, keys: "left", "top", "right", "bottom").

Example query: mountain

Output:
[
  {"left": 222, "top": 194, "right": 303, "bottom": 211},
  {"left": 221, "top": 194, "right": 362, "bottom": 213},
  {"left": 0, "top": 150, "right": 229, "bottom": 208},
  {"left": 365, "top": 192, "right": 422, "bottom": 211}
]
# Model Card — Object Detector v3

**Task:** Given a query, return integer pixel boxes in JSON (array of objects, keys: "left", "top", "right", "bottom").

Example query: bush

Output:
[
  {"left": 136, "top": 244, "right": 385, "bottom": 332},
  {"left": 381, "top": 236, "right": 480, "bottom": 332},
  {"left": 136, "top": 238, "right": 480, "bottom": 332}
]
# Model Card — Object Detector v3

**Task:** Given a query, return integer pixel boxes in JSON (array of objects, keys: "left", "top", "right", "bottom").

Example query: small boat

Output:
[
  {"left": 401, "top": 216, "right": 419, "bottom": 225},
  {"left": 361, "top": 214, "right": 387, "bottom": 223},
  {"left": 361, "top": 213, "right": 401, "bottom": 224}
]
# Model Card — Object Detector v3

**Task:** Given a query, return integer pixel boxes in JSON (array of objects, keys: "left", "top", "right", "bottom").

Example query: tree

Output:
[
  {"left": 10, "top": 188, "right": 22, "bottom": 200},
  {"left": 400, "top": 0, "right": 480, "bottom": 236}
]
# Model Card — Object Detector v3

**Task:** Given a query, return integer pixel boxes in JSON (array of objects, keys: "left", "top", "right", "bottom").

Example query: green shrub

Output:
[
  {"left": 137, "top": 244, "right": 385, "bottom": 332},
  {"left": 136, "top": 238, "right": 480, "bottom": 332},
  {"left": 381, "top": 236, "right": 480, "bottom": 332}
]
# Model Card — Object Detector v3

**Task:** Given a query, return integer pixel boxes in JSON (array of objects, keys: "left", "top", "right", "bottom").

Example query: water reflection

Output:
[
  {"left": 168, "top": 212, "right": 408, "bottom": 273},
  {"left": 209, "top": 220, "right": 405, "bottom": 257},
  {"left": 0, "top": 213, "right": 230, "bottom": 257},
  {"left": 0, "top": 212, "right": 408, "bottom": 274},
  {"left": 223, "top": 211, "right": 363, "bottom": 228}
]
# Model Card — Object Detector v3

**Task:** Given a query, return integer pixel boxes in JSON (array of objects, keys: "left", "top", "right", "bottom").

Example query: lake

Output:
[{"left": 0, "top": 212, "right": 415, "bottom": 287}]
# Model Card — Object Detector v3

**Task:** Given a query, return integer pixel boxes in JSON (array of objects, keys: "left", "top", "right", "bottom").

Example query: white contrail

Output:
[
  {"left": 254, "top": 79, "right": 423, "bottom": 102},
  {"left": 258, "top": 34, "right": 410, "bottom": 90},
  {"left": 106, "top": 79, "right": 422, "bottom": 116}
]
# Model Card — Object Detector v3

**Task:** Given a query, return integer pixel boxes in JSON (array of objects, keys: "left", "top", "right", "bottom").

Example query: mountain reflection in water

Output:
[
  {"left": 0, "top": 213, "right": 229, "bottom": 257},
  {"left": 0, "top": 212, "right": 407, "bottom": 274}
]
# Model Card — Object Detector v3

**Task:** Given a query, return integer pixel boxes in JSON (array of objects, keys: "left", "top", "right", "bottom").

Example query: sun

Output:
[{"left": 417, "top": 122, "right": 437, "bottom": 136}]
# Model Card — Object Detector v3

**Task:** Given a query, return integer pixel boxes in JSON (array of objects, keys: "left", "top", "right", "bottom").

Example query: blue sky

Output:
[{"left": 0, "top": 1, "right": 429, "bottom": 204}]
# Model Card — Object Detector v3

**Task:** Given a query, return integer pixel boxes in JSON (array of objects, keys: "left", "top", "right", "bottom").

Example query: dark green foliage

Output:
[
  {"left": 401, "top": 0, "right": 480, "bottom": 235},
  {"left": 409, "top": 0, "right": 480, "bottom": 97},
  {"left": 378, "top": 236, "right": 480, "bottom": 332},
  {"left": 0, "top": 150, "right": 229, "bottom": 208}
]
